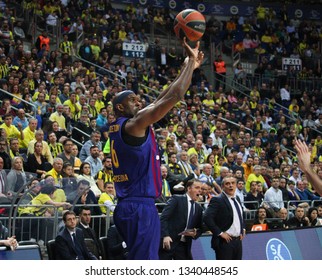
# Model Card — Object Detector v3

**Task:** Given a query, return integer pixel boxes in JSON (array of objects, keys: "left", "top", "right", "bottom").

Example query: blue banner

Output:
[{"left": 113, "top": 0, "right": 322, "bottom": 20}]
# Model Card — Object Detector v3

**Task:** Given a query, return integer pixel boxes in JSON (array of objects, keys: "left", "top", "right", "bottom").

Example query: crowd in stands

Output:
[{"left": 0, "top": 0, "right": 321, "bottom": 250}]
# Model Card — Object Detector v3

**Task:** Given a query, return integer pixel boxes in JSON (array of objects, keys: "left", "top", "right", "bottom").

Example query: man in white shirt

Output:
[
  {"left": 280, "top": 84, "right": 290, "bottom": 107},
  {"left": 263, "top": 178, "right": 284, "bottom": 216}
]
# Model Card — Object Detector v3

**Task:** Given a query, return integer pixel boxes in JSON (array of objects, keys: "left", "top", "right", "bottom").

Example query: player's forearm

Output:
[
  {"left": 155, "top": 61, "right": 187, "bottom": 102},
  {"left": 170, "top": 59, "right": 195, "bottom": 102}
]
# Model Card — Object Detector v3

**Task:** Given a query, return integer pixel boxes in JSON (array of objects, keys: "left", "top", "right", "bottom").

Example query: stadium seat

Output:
[{"left": 46, "top": 239, "right": 57, "bottom": 260}]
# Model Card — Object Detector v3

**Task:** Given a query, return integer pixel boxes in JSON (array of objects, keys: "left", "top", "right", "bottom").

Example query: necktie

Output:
[
  {"left": 72, "top": 233, "right": 84, "bottom": 259},
  {"left": 162, "top": 179, "right": 171, "bottom": 197},
  {"left": 187, "top": 200, "right": 195, "bottom": 229},
  {"left": 0, "top": 173, "right": 4, "bottom": 193},
  {"left": 231, "top": 197, "right": 243, "bottom": 235}
]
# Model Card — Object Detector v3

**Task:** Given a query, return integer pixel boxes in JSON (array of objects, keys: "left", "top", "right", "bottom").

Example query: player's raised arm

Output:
[
  {"left": 295, "top": 139, "right": 322, "bottom": 196},
  {"left": 126, "top": 38, "right": 204, "bottom": 137}
]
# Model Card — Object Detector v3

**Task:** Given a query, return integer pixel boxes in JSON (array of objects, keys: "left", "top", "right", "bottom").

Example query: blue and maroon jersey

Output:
[{"left": 109, "top": 117, "right": 162, "bottom": 199}]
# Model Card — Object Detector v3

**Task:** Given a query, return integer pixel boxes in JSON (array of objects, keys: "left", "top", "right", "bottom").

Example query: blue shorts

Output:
[{"left": 114, "top": 197, "right": 160, "bottom": 260}]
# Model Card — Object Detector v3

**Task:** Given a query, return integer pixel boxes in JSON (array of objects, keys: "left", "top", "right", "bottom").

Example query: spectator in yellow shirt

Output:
[
  {"left": 46, "top": 158, "right": 63, "bottom": 185},
  {"left": 20, "top": 118, "right": 37, "bottom": 149},
  {"left": 63, "top": 92, "right": 81, "bottom": 119},
  {"left": 0, "top": 114, "right": 23, "bottom": 141},
  {"left": 27, "top": 129, "right": 53, "bottom": 164},
  {"left": 49, "top": 104, "right": 66, "bottom": 130}
]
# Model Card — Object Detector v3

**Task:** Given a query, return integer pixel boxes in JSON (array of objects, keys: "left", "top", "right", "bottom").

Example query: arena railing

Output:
[
  {"left": 0, "top": 89, "right": 37, "bottom": 116},
  {"left": 71, "top": 54, "right": 127, "bottom": 87}
]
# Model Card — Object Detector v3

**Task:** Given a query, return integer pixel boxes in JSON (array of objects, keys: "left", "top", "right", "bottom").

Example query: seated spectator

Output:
[
  {"left": 55, "top": 210, "right": 97, "bottom": 260},
  {"left": 19, "top": 185, "right": 71, "bottom": 240},
  {"left": 7, "top": 156, "right": 27, "bottom": 197},
  {"left": 263, "top": 177, "right": 284, "bottom": 217},
  {"left": 307, "top": 207, "right": 319, "bottom": 226},
  {"left": 47, "top": 131, "right": 64, "bottom": 159},
  {"left": 0, "top": 114, "right": 23, "bottom": 141},
  {"left": 77, "top": 206, "right": 103, "bottom": 259},
  {"left": 98, "top": 182, "right": 116, "bottom": 216},
  {"left": 106, "top": 225, "right": 128, "bottom": 260},
  {"left": 27, "top": 129, "right": 54, "bottom": 165},
  {"left": 295, "top": 180, "right": 321, "bottom": 202},
  {"left": 25, "top": 141, "right": 51, "bottom": 178},
  {"left": 79, "top": 131, "right": 102, "bottom": 162},
  {"left": 61, "top": 162, "right": 77, "bottom": 195},
  {"left": 244, "top": 181, "right": 264, "bottom": 210},
  {"left": 287, "top": 206, "right": 310, "bottom": 228},
  {"left": 67, "top": 179, "right": 101, "bottom": 216},
  {"left": 251, "top": 207, "right": 268, "bottom": 230},
  {"left": 77, "top": 162, "right": 101, "bottom": 198},
  {"left": 277, "top": 208, "right": 289, "bottom": 229}
]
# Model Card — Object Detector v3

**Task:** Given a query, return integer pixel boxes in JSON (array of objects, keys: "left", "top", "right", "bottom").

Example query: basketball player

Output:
[{"left": 109, "top": 38, "right": 204, "bottom": 260}]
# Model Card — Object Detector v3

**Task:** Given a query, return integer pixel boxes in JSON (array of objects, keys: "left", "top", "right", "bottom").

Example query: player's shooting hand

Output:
[
  {"left": 182, "top": 37, "right": 204, "bottom": 70},
  {"left": 294, "top": 139, "right": 311, "bottom": 172}
]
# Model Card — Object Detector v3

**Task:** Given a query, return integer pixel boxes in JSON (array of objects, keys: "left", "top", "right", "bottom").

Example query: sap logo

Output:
[{"left": 266, "top": 238, "right": 292, "bottom": 260}]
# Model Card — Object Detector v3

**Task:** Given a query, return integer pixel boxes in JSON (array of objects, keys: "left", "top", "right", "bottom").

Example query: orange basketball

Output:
[{"left": 173, "top": 9, "right": 206, "bottom": 41}]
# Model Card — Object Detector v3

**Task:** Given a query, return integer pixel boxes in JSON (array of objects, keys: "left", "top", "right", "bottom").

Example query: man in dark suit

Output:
[
  {"left": 77, "top": 206, "right": 102, "bottom": 259},
  {"left": 55, "top": 210, "right": 97, "bottom": 260},
  {"left": 204, "top": 176, "right": 246, "bottom": 260},
  {"left": 159, "top": 179, "right": 203, "bottom": 260},
  {"left": 106, "top": 225, "right": 128, "bottom": 260}
]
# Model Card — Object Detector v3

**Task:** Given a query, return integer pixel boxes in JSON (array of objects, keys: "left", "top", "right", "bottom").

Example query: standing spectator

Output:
[
  {"left": 55, "top": 210, "right": 97, "bottom": 260},
  {"left": 35, "top": 31, "right": 50, "bottom": 52},
  {"left": 78, "top": 38, "right": 93, "bottom": 64},
  {"left": 204, "top": 177, "right": 245, "bottom": 260},
  {"left": 213, "top": 55, "right": 226, "bottom": 90},
  {"left": 280, "top": 84, "right": 291, "bottom": 108},
  {"left": 159, "top": 179, "right": 203, "bottom": 260}
]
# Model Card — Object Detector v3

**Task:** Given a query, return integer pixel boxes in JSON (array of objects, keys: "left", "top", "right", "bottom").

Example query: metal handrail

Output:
[
  {"left": 0, "top": 89, "right": 37, "bottom": 115},
  {"left": 0, "top": 100, "right": 34, "bottom": 119},
  {"left": 70, "top": 137, "right": 84, "bottom": 147},
  {"left": 72, "top": 54, "right": 126, "bottom": 86},
  {"left": 72, "top": 126, "right": 90, "bottom": 138},
  {"left": 219, "top": 116, "right": 254, "bottom": 137}
]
